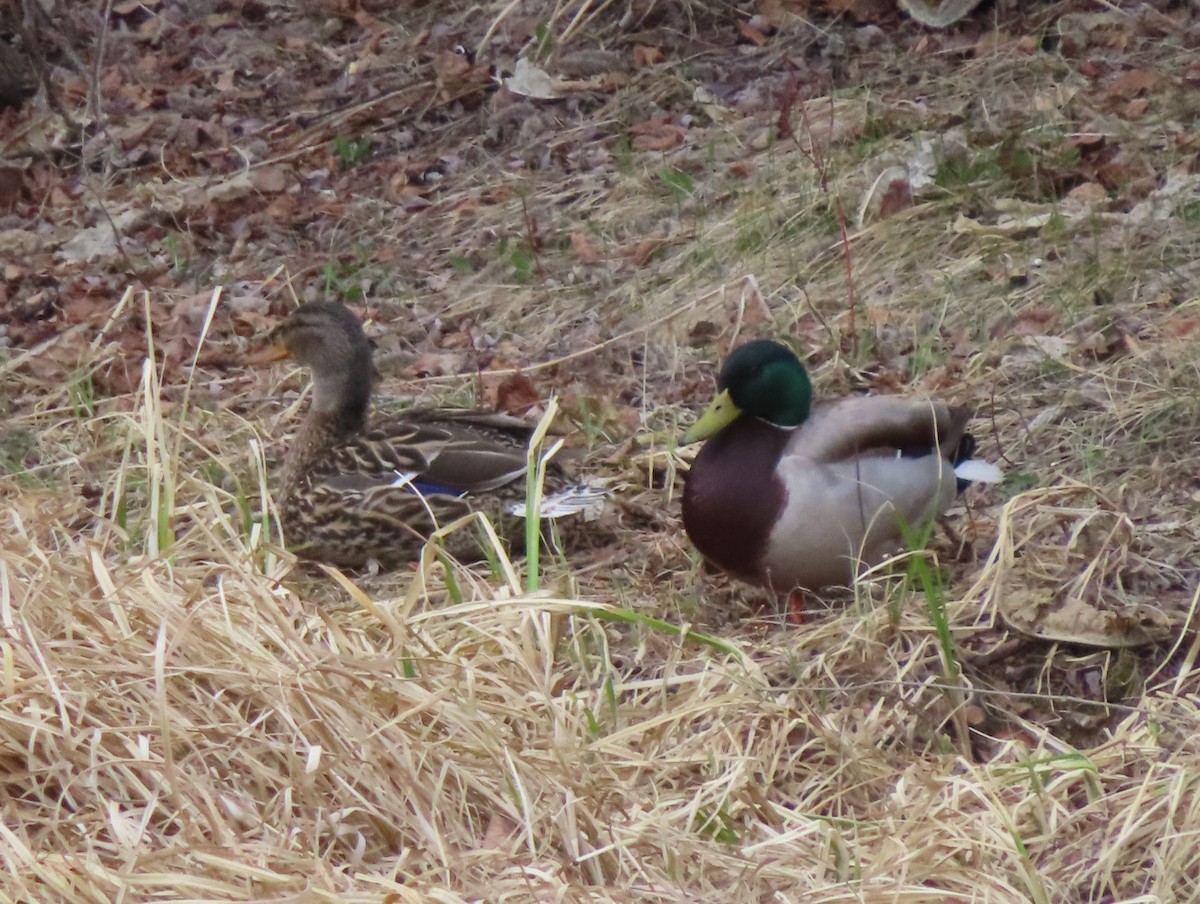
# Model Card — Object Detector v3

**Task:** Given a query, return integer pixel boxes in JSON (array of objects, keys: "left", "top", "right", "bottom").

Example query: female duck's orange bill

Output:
[{"left": 246, "top": 342, "right": 290, "bottom": 365}]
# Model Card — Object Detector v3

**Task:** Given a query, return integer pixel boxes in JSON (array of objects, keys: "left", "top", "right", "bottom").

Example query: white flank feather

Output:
[
  {"left": 954, "top": 459, "right": 1003, "bottom": 484},
  {"left": 510, "top": 485, "right": 608, "bottom": 520}
]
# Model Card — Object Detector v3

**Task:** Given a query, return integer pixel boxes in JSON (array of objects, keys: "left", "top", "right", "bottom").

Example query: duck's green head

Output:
[{"left": 683, "top": 340, "right": 812, "bottom": 444}]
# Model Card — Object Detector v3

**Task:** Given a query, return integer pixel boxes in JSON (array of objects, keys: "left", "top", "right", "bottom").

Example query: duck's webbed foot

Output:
[{"left": 785, "top": 587, "right": 808, "bottom": 626}]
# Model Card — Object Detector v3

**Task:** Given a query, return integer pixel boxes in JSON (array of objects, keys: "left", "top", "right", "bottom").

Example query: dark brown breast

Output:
[{"left": 681, "top": 417, "right": 790, "bottom": 585}]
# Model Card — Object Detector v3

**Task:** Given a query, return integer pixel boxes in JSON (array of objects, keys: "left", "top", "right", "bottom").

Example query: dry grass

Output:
[{"left": 4, "top": 1, "right": 1200, "bottom": 901}]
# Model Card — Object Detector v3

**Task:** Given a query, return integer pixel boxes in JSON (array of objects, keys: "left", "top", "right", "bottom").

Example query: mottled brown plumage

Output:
[{"left": 258, "top": 302, "right": 600, "bottom": 567}]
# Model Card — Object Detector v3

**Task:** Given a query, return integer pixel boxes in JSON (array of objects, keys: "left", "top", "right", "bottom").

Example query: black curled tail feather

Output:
[{"left": 953, "top": 433, "right": 977, "bottom": 493}]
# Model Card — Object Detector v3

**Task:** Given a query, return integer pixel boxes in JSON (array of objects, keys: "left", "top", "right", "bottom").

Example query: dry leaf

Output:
[
  {"left": 555, "top": 73, "right": 628, "bottom": 93},
  {"left": 758, "top": 0, "right": 786, "bottom": 26},
  {"left": 407, "top": 351, "right": 464, "bottom": 377},
  {"left": 493, "top": 373, "right": 541, "bottom": 416},
  {"left": 688, "top": 320, "right": 721, "bottom": 346},
  {"left": 1064, "top": 133, "right": 1106, "bottom": 155},
  {"left": 1065, "top": 181, "right": 1108, "bottom": 216},
  {"left": 0, "top": 166, "right": 23, "bottom": 210},
  {"left": 505, "top": 58, "right": 557, "bottom": 100},
  {"left": 737, "top": 21, "right": 768, "bottom": 45},
  {"left": 626, "top": 240, "right": 661, "bottom": 268},
  {"left": 57, "top": 214, "right": 136, "bottom": 263},
  {"left": 1013, "top": 306, "right": 1060, "bottom": 336},
  {"left": 433, "top": 48, "right": 491, "bottom": 96},
  {"left": 251, "top": 166, "right": 288, "bottom": 194},
  {"left": 630, "top": 121, "right": 685, "bottom": 152},
  {"left": 569, "top": 231, "right": 600, "bottom": 263},
  {"left": 877, "top": 178, "right": 913, "bottom": 219},
  {"left": 1163, "top": 315, "right": 1200, "bottom": 339},
  {"left": 1107, "top": 69, "right": 1158, "bottom": 99},
  {"left": 1123, "top": 98, "right": 1149, "bottom": 118},
  {"left": 0, "top": 228, "right": 42, "bottom": 255},
  {"left": 632, "top": 45, "right": 663, "bottom": 68},
  {"left": 265, "top": 193, "right": 298, "bottom": 221}
]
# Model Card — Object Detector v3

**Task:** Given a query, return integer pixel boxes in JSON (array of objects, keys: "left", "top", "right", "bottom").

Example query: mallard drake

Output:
[
  {"left": 254, "top": 301, "right": 604, "bottom": 567},
  {"left": 681, "top": 340, "right": 1000, "bottom": 593}
]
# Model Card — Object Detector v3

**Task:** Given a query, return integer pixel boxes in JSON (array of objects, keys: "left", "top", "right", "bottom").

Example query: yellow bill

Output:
[{"left": 682, "top": 389, "right": 741, "bottom": 444}]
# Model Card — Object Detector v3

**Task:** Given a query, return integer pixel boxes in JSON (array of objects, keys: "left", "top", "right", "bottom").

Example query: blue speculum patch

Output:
[{"left": 408, "top": 481, "right": 469, "bottom": 498}]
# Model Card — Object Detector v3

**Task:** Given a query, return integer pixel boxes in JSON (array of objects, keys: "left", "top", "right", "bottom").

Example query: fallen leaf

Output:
[
  {"left": 737, "top": 20, "right": 768, "bottom": 45},
  {"left": 1065, "top": 181, "right": 1108, "bottom": 216},
  {"left": 784, "top": 97, "right": 867, "bottom": 149},
  {"left": 555, "top": 73, "right": 628, "bottom": 93},
  {"left": 505, "top": 58, "right": 557, "bottom": 100},
  {"left": 877, "top": 178, "right": 913, "bottom": 219},
  {"left": 1164, "top": 315, "right": 1200, "bottom": 339},
  {"left": 952, "top": 209, "right": 1052, "bottom": 238},
  {"left": 632, "top": 45, "right": 663, "bottom": 68},
  {"left": 757, "top": 0, "right": 786, "bottom": 26},
  {"left": 1123, "top": 98, "right": 1149, "bottom": 118},
  {"left": 964, "top": 704, "right": 987, "bottom": 726},
  {"left": 61, "top": 295, "right": 113, "bottom": 327},
  {"left": 569, "top": 231, "right": 600, "bottom": 263},
  {"left": 0, "top": 166, "right": 23, "bottom": 210},
  {"left": 688, "top": 320, "right": 721, "bottom": 346},
  {"left": 1064, "top": 132, "right": 1106, "bottom": 155},
  {"left": 0, "top": 228, "right": 41, "bottom": 257},
  {"left": 493, "top": 373, "right": 541, "bottom": 416},
  {"left": 633, "top": 129, "right": 684, "bottom": 153},
  {"left": 630, "top": 120, "right": 686, "bottom": 153},
  {"left": 265, "top": 193, "right": 298, "bottom": 220},
  {"left": 1107, "top": 69, "right": 1158, "bottom": 99},
  {"left": 1091, "top": 145, "right": 1154, "bottom": 191},
  {"left": 1013, "top": 306, "right": 1060, "bottom": 336},
  {"left": 1024, "top": 334, "right": 1073, "bottom": 361},
  {"left": 433, "top": 48, "right": 492, "bottom": 97},
  {"left": 407, "top": 351, "right": 464, "bottom": 377},
  {"left": 57, "top": 221, "right": 121, "bottom": 263},
  {"left": 251, "top": 166, "right": 289, "bottom": 193},
  {"left": 626, "top": 239, "right": 661, "bottom": 268}
]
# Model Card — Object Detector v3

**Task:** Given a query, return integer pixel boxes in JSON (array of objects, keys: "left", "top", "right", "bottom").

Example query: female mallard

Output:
[
  {"left": 681, "top": 340, "right": 1000, "bottom": 593},
  {"left": 254, "top": 301, "right": 603, "bottom": 567}
]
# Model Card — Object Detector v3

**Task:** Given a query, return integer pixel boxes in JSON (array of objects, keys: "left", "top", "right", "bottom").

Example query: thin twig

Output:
[{"left": 777, "top": 77, "right": 859, "bottom": 355}]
